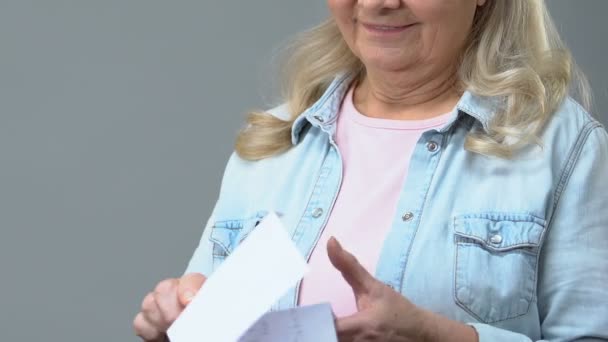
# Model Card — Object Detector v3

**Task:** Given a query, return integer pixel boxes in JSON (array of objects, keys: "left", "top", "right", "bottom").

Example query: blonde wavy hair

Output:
[{"left": 236, "top": 0, "right": 590, "bottom": 160}]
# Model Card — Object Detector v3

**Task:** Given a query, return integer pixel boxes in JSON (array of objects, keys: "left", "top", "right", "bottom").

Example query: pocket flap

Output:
[
  {"left": 209, "top": 226, "right": 241, "bottom": 255},
  {"left": 454, "top": 213, "right": 546, "bottom": 250},
  {"left": 208, "top": 210, "right": 270, "bottom": 255}
]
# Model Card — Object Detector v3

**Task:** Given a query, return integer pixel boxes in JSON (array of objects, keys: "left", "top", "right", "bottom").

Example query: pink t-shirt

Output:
[{"left": 297, "top": 84, "right": 452, "bottom": 317}]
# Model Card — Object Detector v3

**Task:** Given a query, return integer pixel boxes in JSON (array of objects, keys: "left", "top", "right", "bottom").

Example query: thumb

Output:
[
  {"left": 327, "top": 237, "right": 374, "bottom": 295},
  {"left": 177, "top": 273, "right": 207, "bottom": 306}
]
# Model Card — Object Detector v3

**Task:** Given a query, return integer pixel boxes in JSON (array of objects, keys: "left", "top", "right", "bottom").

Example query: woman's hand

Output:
[
  {"left": 133, "top": 273, "right": 206, "bottom": 341},
  {"left": 327, "top": 237, "right": 477, "bottom": 342}
]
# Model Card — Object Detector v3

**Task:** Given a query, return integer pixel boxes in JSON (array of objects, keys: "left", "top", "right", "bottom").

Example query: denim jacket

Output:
[{"left": 184, "top": 72, "right": 608, "bottom": 341}]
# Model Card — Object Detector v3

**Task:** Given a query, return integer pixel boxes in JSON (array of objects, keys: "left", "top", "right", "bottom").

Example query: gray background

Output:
[{"left": 0, "top": 1, "right": 605, "bottom": 341}]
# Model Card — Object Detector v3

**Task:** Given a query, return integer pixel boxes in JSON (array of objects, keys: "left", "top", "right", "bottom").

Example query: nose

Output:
[{"left": 359, "top": 0, "right": 401, "bottom": 10}]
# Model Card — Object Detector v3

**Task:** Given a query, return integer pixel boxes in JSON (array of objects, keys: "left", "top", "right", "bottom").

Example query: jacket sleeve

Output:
[
  {"left": 181, "top": 104, "right": 289, "bottom": 277},
  {"left": 182, "top": 201, "right": 218, "bottom": 277},
  {"left": 470, "top": 124, "right": 608, "bottom": 341},
  {"left": 181, "top": 150, "right": 240, "bottom": 277}
]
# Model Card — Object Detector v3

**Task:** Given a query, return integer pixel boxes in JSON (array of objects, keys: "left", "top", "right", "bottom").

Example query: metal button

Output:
[
  {"left": 313, "top": 115, "right": 325, "bottom": 123},
  {"left": 490, "top": 234, "right": 503, "bottom": 245},
  {"left": 312, "top": 207, "right": 324, "bottom": 218},
  {"left": 427, "top": 141, "right": 439, "bottom": 152},
  {"left": 402, "top": 212, "right": 414, "bottom": 222}
]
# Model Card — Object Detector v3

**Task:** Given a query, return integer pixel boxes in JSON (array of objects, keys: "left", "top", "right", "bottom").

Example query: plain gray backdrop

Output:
[{"left": 0, "top": 1, "right": 606, "bottom": 341}]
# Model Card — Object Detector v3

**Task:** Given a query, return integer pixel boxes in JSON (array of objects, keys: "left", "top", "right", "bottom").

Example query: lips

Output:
[
  {"left": 360, "top": 22, "right": 416, "bottom": 35},
  {"left": 364, "top": 23, "right": 409, "bottom": 29},
  {"left": 369, "top": 26, "right": 405, "bottom": 31},
  {"left": 360, "top": 20, "right": 416, "bottom": 29}
]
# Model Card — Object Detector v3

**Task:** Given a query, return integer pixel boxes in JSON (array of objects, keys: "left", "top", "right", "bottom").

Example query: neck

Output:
[{"left": 353, "top": 63, "right": 461, "bottom": 121}]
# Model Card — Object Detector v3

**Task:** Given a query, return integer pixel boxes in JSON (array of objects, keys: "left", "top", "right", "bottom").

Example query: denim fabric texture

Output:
[{"left": 185, "top": 72, "right": 608, "bottom": 341}]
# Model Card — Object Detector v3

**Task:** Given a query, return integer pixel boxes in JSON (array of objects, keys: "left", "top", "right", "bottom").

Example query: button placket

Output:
[{"left": 376, "top": 131, "right": 445, "bottom": 291}]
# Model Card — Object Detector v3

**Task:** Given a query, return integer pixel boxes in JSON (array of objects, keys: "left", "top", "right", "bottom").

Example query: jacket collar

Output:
[{"left": 291, "top": 71, "right": 500, "bottom": 145}]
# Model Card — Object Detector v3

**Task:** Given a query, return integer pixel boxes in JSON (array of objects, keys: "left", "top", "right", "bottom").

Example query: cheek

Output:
[
  {"left": 408, "top": 1, "right": 477, "bottom": 53},
  {"left": 407, "top": 0, "right": 477, "bottom": 28},
  {"left": 328, "top": 0, "right": 358, "bottom": 51},
  {"left": 327, "top": 0, "right": 354, "bottom": 21}
]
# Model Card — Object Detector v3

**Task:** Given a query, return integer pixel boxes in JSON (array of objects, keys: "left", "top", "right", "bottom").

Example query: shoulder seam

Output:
[{"left": 548, "top": 120, "right": 603, "bottom": 229}]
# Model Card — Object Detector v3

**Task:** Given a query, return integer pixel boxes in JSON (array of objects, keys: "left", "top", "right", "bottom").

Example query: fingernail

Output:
[{"left": 184, "top": 291, "right": 195, "bottom": 302}]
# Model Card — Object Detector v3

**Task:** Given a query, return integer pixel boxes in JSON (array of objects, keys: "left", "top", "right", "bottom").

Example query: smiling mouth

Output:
[{"left": 361, "top": 22, "right": 417, "bottom": 34}]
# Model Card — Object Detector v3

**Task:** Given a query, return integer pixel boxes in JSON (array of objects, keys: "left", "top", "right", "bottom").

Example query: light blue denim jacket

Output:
[{"left": 185, "top": 72, "right": 608, "bottom": 341}]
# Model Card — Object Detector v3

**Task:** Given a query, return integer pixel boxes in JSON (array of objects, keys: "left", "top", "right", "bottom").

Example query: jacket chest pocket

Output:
[
  {"left": 208, "top": 211, "right": 269, "bottom": 270},
  {"left": 453, "top": 213, "right": 546, "bottom": 323}
]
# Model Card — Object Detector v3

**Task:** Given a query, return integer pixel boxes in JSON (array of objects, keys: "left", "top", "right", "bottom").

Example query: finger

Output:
[
  {"left": 141, "top": 292, "right": 164, "bottom": 327},
  {"left": 335, "top": 314, "right": 367, "bottom": 340},
  {"left": 133, "top": 312, "right": 163, "bottom": 341},
  {"left": 177, "top": 273, "right": 207, "bottom": 306},
  {"left": 153, "top": 279, "right": 182, "bottom": 330},
  {"left": 327, "top": 237, "right": 374, "bottom": 295}
]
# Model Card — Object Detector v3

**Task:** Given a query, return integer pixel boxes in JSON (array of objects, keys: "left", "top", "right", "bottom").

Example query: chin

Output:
[
  {"left": 359, "top": 45, "right": 413, "bottom": 65},
  {"left": 362, "top": 55, "right": 414, "bottom": 72}
]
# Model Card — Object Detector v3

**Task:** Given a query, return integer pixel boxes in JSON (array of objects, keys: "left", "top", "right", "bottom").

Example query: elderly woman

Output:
[{"left": 134, "top": 0, "right": 608, "bottom": 341}]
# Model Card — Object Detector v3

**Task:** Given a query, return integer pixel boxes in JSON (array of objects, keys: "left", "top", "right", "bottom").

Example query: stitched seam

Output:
[
  {"left": 291, "top": 144, "right": 340, "bottom": 308},
  {"left": 309, "top": 73, "right": 353, "bottom": 115},
  {"left": 531, "top": 121, "right": 601, "bottom": 326},
  {"left": 457, "top": 241, "right": 539, "bottom": 256},
  {"left": 455, "top": 234, "right": 541, "bottom": 251},
  {"left": 288, "top": 143, "right": 330, "bottom": 244},
  {"left": 397, "top": 134, "right": 445, "bottom": 289},
  {"left": 292, "top": 149, "right": 333, "bottom": 245},
  {"left": 548, "top": 121, "right": 601, "bottom": 228},
  {"left": 454, "top": 212, "right": 546, "bottom": 253},
  {"left": 291, "top": 142, "right": 330, "bottom": 243},
  {"left": 453, "top": 237, "right": 486, "bottom": 323},
  {"left": 456, "top": 212, "right": 546, "bottom": 225},
  {"left": 293, "top": 73, "right": 352, "bottom": 143},
  {"left": 209, "top": 210, "right": 269, "bottom": 256},
  {"left": 457, "top": 103, "right": 487, "bottom": 129},
  {"left": 454, "top": 241, "right": 537, "bottom": 323},
  {"left": 453, "top": 217, "right": 538, "bottom": 323},
  {"left": 209, "top": 234, "right": 232, "bottom": 256}
]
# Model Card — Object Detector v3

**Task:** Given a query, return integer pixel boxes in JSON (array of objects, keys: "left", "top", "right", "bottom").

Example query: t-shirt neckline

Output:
[{"left": 342, "top": 84, "right": 454, "bottom": 130}]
